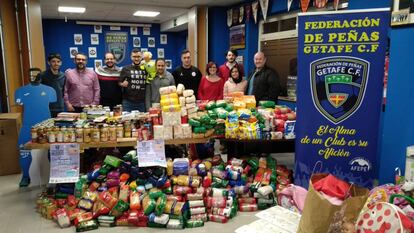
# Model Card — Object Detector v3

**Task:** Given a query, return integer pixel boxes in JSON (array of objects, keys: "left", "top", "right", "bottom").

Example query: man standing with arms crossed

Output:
[
  {"left": 64, "top": 53, "right": 100, "bottom": 112},
  {"left": 119, "top": 49, "right": 148, "bottom": 112},
  {"left": 95, "top": 52, "right": 122, "bottom": 110}
]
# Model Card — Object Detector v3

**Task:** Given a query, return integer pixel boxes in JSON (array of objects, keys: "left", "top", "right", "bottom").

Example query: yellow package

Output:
[
  {"left": 161, "top": 93, "right": 179, "bottom": 101},
  {"left": 160, "top": 98, "right": 179, "bottom": 107},
  {"left": 162, "top": 104, "right": 181, "bottom": 112},
  {"left": 243, "top": 95, "right": 256, "bottom": 109}
]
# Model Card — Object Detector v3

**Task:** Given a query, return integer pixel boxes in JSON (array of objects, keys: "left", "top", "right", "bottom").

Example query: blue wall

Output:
[
  {"left": 42, "top": 19, "right": 185, "bottom": 72},
  {"left": 208, "top": 7, "right": 229, "bottom": 66}
]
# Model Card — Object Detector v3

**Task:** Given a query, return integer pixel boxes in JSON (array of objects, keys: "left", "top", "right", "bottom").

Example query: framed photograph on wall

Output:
[
  {"left": 74, "top": 34, "right": 83, "bottom": 45},
  {"left": 69, "top": 47, "right": 78, "bottom": 58},
  {"left": 391, "top": 0, "right": 414, "bottom": 26},
  {"left": 229, "top": 24, "right": 245, "bottom": 50},
  {"left": 165, "top": 59, "right": 172, "bottom": 69},
  {"left": 141, "top": 48, "right": 148, "bottom": 52},
  {"left": 89, "top": 47, "right": 97, "bottom": 58},
  {"left": 110, "top": 26, "right": 121, "bottom": 31},
  {"left": 143, "top": 27, "right": 151, "bottom": 35},
  {"left": 94, "top": 59, "right": 102, "bottom": 70},
  {"left": 91, "top": 34, "right": 99, "bottom": 45},
  {"left": 160, "top": 34, "right": 167, "bottom": 44},
  {"left": 148, "top": 37, "right": 156, "bottom": 48},
  {"left": 94, "top": 25, "right": 102, "bottom": 33},
  {"left": 133, "top": 37, "right": 141, "bottom": 47},
  {"left": 130, "top": 26, "right": 138, "bottom": 35},
  {"left": 157, "top": 48, "right": 165, "bottom": 58}
]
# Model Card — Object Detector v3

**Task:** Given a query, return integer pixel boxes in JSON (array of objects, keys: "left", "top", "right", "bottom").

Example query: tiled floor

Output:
[
  {"left": 0, "top": 174, "right": 257, "bottom": 233},
  {"left": 0, "top": 153, "right": 294, "bottom": 233}
]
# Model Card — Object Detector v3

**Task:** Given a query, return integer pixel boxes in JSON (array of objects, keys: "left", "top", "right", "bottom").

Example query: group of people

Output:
[{"left": 38, "top": 48, "right": 281, "bottom": 116}]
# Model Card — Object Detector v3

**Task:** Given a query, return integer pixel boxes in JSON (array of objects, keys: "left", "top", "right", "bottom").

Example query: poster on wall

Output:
[
  {"left": 137, "top": 140, "right": 166, "bottom": 167},
  {"left": 295, "top": 9, "right": 390, "bottom": 188},
  {"left": 91, "top": 34, "right": 99, "bottom": 45},
  {"left": 105, "top": 32, "right": 128, "bottom": 63},
  {"left": 130, "top": 26, "right": 138, "bottom": 35},
  {"left": 88, "top": 47, "right": 97, "bottom": 58},
  {"left": 141, "top": 48, "right": 148, "bottom": 52},
  {"left": 69, "top": 47, "right": 78, "bottom": 58},
  {"left": 143, "top": 27, "right": 151, "bottom": 35},
  {"left": 229, "top": 24, "right": 245, "bottom": 50},
  {"left": 157, "top": 48, "right": 165, "bottom": 58},
  {"left": 94, "top": 59, "right": 102, "bottom": 70},
  {"left": 165, "top": 59, "right": 172, "bottom": 69},
  {"left": 74, "top": 34, "right": 83, "bottom": 45},
  {"left": 160, "top": 34, "right": 167, "bottom": 44},
  {"left": 133, "top": 37, "right": 141, "bottom": 47},
  {"left": 94, "top": 25, "right": 102, "bottom": 33},
  {"left": 148, "top": 37, "right": 156, "bottom": 48}
]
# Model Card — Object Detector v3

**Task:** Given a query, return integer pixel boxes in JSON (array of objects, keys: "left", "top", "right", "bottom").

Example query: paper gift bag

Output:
[{"left": 297, "top": 173, "right": 369, "bottom": 233}]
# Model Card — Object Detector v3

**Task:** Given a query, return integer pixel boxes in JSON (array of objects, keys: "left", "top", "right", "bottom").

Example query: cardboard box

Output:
[{"left": 0, "top": 113, "right": 22, "bottom": 175}]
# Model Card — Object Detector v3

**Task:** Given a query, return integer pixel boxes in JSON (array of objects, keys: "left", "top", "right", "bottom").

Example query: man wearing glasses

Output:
[
  {"left": 64, "top": 52, "right": 100, "bottom": 112},
  {"left": 38, "top": 53, "right": 66, "bottom": 117}
]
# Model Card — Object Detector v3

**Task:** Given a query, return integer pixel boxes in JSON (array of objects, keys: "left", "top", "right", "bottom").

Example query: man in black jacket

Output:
[{"left": 246, "top": 52, "right": 281, "bottom": 104}]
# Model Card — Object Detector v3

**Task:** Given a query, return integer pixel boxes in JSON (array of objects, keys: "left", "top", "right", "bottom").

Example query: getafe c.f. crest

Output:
[{"left": 310, "top": 56, "right": 369, "bottom": 124}]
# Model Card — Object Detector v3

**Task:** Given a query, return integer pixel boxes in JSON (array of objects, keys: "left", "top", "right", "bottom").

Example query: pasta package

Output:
[
  {"left": 177, "top": 84, "right": 185, "bottom": 95},
  {"left": 162, "top": 111, "right": 181, "bottom": 126},
  {"left": 153, "top": 125, "right": 164, "bottom": 140},
  {"left": 179, "top": 97, "right": 186, "bottom": 107},
  {"left": 187, "top": 107, "right": 198, "bottom": 115},
  {"left": 160, "top": 98, "right": 179, "bottom": 107},
  {"left": 186, "top": 95, "right": 196, "bottom": 104},
  {"left": 182, "top": 124, "right": 192, "bottom": 139},
  {"left": 243, "top": 95, "right": 256, "bottom": 108},
  {"left": 162, "top": 104, "right": 181, "bottom": 113},
  {"left": 186, "top": 103, "right": 197, "bottom": 109},
  {"left": 183, "top": 89, "right": 194, "bottom": 97},
  {"left": 159, "top": 85, "right": 177, "bottom": 95},
  {"left": 173, "top": 125, "right": 184, "bottom": 139},
  {"left": 163, "top": 126, "right": 173, "bottom": 140},
  {"left": 180, "top": 108, "right": 188, "bottom": 117},
  {"left": 161, "top": 93, "right": 179, "bottom": 100}
]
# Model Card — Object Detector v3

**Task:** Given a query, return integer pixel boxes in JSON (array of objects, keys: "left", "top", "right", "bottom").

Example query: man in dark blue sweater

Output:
[{"left": 38, "top": 53, "right": 66, "bottom": 117}]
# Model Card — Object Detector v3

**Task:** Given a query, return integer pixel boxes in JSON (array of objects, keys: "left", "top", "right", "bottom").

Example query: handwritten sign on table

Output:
[
  {"left": 49, "top": 143, "right": 80, "bottom": 183},
  {"left": 137, "top": 140, "right": 166, "bottom": 167}
]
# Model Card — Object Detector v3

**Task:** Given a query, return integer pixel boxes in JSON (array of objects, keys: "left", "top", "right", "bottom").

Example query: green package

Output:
[
  {"left": 193, "top": 126, "right": 207, "bottom": 134},
  {"left": 189, "top": 119, "right": 201, "bottom": 127},
  {"left": 104, "top": 155, "right": 122, "bottom": 168},
  {"left": 110, "top": 200, "right": 129, "bottom": 217}
]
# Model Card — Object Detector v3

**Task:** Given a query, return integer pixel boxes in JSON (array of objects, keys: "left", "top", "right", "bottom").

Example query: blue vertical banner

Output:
[{"left": 295, "top": 9, "right": 390, "bottom": 188}]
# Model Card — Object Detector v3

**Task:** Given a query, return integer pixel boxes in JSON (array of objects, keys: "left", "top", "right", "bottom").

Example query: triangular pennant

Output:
[
  {"left": 245, "top": 5, "right": 251, "bottom": 23},
  {"left": 227, "top": 9, "right": 233, "bottom": 27},
  {"left": 259, "top": 0, "right": 269, "bottom": 22},
  {"left": 239, "top": 6, "right": 244, "bottom": 23},
  {"left": 314, "top": 0, "right": 328, "bottom": 8},
  {"left": 333, "top": 0, "right": 340, "bottom": 10},
  {"left": 252, "top": 1, "right": 259, "bottom": 24},
  {"left": 301, "top": 0, "right": 311, "bottom": 12},
  {"left": 287, "top": 0, "right": 294, "bottom": 12}
]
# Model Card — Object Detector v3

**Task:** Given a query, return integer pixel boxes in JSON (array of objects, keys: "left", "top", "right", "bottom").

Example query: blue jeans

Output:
[{"left": 122, "top": 99, "right": 145, "bottom": 112}]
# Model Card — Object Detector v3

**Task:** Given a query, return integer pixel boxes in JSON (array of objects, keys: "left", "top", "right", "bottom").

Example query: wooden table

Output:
[{"left": 24, "top": 137, "right": 213, "bottom": 150}]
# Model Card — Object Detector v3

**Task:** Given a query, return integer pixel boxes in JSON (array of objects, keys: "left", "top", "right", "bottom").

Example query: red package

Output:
[
  {"left": 56, "top": 199, "right": 67, "bottom": 208},
  {"left": 181, "top": 116, "right": 188, "bottom": 124},
  {"left": 167, "top": 195, "right": 184, "bottom": 202},
  {"left": 239, "top": 203, "right": 258, "bottom": 212},
  {"left": 313, "top": 174, "right": 350, "bottom": 200},
  {"left": 205, "top": 196, "right": 226, "bottom": 208},
  {"left": 74, "top": 212, "right": 93, "bottom": 226},
  {"left": 120, "top": 173, "right": 130, "bottom": 183},
  {"left": 108, "top": 187, "right": 119, "bottom": 199},
  {"left": 128, "top": 210, "right": 148, "bottom": 226},
  {"left": 173, "top": 186, "right": 192, "bottom": 195},
  {"left": 67, "top": 195, "right": 77, "bottom": 208},
  {"left": 129, "top": 192, "right": 141, "bottom": 210},
  {"left": 89, "top": 182, "right": 100, "bottom": 192},
  {"left": 238, "top": 197, "right": 256, "bottom": 205},
  {"left": 99, "top": 191, "right": 117, "bottom": 209},
  {"left": 92, "top": 201, "right": 110, "bottom": 218},
  {"left": 67, "top": 208, "right": 84, "bottom": 221},
  {"left": 208, "top": 213, "right": 228, "bottom": 223},
  {"left": 277, "top": 175, "right": 291, "bottom": 186}
]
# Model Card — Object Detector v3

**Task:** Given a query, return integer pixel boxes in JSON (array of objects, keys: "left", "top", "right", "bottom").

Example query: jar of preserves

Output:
[
  {"left": 109, "top": 125, "right": 117, "bottom": 141},
  {"left": 116, "top": 124, "right": 124, "bottom": 139},
  {"left": 92, "top": 126, "right": 100, "bottom": 142},
  {"left": 62, "top": 126, "right": 70, "bottom": 142},
  {"left": 31, "top": 127, "right": 38, "bottom": 143},
  {"left": 83, "top": 126, "right": 91, "bottom": 143},
  {"left": 75, "top": 126, "right": 84, "bottom": 143},
  {"left": 38, "top": 127, "right": 47, "bottom": 144},
  {"left": 56, "top": 127, "right": 64, "bottom": 142},
  {"left": 69, "top": 127, "right": 76, "bottom": 142},
  {"left": 100, "top": 125, "right": 108, "bottom": 142},
  {"left": 124, "top": 121, "right": 132, "bottom": 138},
  {"left": 47, "top": 127, "right": 56, "bottom": 143}
]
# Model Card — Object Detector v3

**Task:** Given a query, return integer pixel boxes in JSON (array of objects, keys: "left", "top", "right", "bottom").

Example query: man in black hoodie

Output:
[
  {"left": 246, "top": 52, "right": 281, "bottom": 104},
  {"left": 39, "top": 53, "right": 66, "bottom": 117}
]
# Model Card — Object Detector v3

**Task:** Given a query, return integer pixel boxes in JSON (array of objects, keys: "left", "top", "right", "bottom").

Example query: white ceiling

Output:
[{"left": 40, "top": 0, "right": 242, "bottom": 23}]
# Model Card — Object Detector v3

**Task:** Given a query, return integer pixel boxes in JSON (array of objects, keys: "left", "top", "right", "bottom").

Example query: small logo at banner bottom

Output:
[
  {"left": 311, "top": 56, "right": 370, "bottom": 124},
  {"left": 349, "top": 157, "right": 371, "bottom": 172}
]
